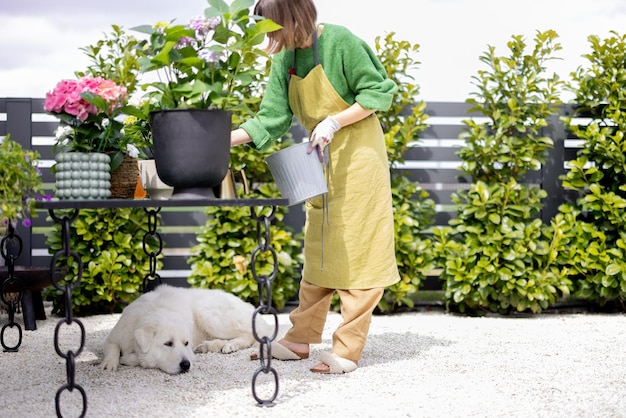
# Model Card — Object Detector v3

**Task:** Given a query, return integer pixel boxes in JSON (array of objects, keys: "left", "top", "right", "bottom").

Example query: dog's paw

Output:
[
  {"left": 100, "top": 356, "right": 120, "bottom": 371},
  {"left": 194, "top": 340, "right": 222, "bottom": 354},
  {"left": 221, "top": 341, "right": 248, "bottom": 354},
  {"left": 195, "top": 339, "right": 250, "bottom": 354},
  {"left": 101, "top": 344, "right": 122, "bottom": 371}
]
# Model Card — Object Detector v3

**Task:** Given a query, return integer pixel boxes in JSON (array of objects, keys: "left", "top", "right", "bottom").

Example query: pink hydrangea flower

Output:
[{"left": 44, "top": 76, "right": 127, "bottom": 121}]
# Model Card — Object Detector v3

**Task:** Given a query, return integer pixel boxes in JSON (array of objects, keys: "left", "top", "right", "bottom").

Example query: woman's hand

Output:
[
  {"left": 307, "top": 103, "right": 376, "bottom": 161},
  {"left": 308, "top": 116, "right": 341, "bottom": 162}
]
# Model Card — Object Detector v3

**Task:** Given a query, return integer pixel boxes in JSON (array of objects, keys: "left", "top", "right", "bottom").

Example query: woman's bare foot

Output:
[
  {"left": 278, "top": 338, "right": 309, "bottom": 357},
  {"left": 310, "top": 353, "right": 359, "bottom": 374},
  {"left": 250, "top": 338, "right": 309, "bottom": 360},
  {"left": 310, "top": 362, "right": 330, "bottom": 373}
]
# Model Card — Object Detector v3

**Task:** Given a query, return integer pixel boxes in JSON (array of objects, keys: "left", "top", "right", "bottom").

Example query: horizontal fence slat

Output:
[
  {"left": 401, "top": 168, "right": 472, "bottom": 184},
  {"left": 404, "top": 146, "right": 462, "bottom": 161},
  {"left": 32, "top": 122, "right": 58, "bottom": 137}
]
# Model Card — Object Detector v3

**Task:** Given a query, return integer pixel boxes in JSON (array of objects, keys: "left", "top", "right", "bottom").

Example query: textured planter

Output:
[
  {"left": 54, "top": 152, "right": 111, "bottom": 199},
  {"left": 150, "top": 109, "right": 231, "bottom": 199},
  {"left": 109, "top": 153, "right": 139, "bottom": 199}
]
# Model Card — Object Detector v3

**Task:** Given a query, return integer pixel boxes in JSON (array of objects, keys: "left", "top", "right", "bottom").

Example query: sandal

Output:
[
  {"left": 310, "top": 352, "right": 358, "bottom": 374},
  {"left": 250, "top": 341, "right": 309, "bottom": 361}
]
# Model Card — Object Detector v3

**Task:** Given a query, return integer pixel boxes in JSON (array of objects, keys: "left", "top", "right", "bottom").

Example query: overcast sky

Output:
[{"left": 1, "top": 0, "right": 626, "bottom": 102}]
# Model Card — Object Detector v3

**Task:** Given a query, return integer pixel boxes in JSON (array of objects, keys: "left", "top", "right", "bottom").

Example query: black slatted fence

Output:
[{"left": 0, "top": 98, "right": 582, "bottom": 285}]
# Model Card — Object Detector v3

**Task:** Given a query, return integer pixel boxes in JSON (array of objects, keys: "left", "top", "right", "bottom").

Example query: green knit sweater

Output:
[{"left": 240, "top": 23, "right": 397, "bottom": 151}]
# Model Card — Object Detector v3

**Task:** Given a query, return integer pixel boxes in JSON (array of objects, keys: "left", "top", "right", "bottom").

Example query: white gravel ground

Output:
[{"left": 1, "top": 306, "right": 625, "bottom": 418}]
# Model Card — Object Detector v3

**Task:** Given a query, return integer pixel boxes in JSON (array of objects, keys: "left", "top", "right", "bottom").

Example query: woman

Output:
[{"left": 231, "top": 0, "right": 399, "bottom": 374}]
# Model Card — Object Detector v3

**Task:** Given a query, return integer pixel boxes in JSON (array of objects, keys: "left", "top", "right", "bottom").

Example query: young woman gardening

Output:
[{"left": 230, "top": 0, "right": 399, "bottom": 374}]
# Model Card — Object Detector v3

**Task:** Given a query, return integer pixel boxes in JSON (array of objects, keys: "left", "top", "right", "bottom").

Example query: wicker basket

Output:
[{"left": 110, "top": 154, "right": 139, "bottom": 199}]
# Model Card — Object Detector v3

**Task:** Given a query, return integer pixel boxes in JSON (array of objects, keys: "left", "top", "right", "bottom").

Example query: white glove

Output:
[{"left": 308, "top": 116, "right": 341, "bottom": 162}]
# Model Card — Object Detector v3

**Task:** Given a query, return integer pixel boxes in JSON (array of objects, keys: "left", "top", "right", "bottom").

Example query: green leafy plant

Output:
[
  {"left": 75, "top": 24, "right": 153, "bottom": 161},
  {"left": 76, "top": 24, "right": 143, "bottom": 98},
  {"left": 374, "top": 33, "right": 436, "bottom": 312},
  {"left": 44, "top": 208, "right": 160, "bottom": 315},
  {"left": 183, "top": 13, "right": 301, "bottom": 308},
  {"left": 435, "top": 180, "right": 571, "bottom": 314},
  {"left": 459, "top": 31, "right": 563, "bottom": 183},
  {"left": 434, "top": 30, "right": 572, "bottom": 314},
  {"left": 122, "top": 98, "right": 155, "bottom": 158},
  {"left": 0, "top": 134, "right": 46, "bottom": 228},
  {"left": 132, "top": 0, "right": 280, "bottom": 111},
  {"left": 558, "top": 31, "right": 626, "bottom": 309}
]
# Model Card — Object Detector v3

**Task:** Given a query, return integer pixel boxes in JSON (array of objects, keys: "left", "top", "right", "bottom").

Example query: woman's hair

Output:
[{"left": 254, "top": 0, "right": 317, "bottom": 53}]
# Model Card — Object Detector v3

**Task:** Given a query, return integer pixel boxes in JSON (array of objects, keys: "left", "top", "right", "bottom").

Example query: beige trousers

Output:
[{"left": 283, "top": 280, "right": 384, "bottom": 363}]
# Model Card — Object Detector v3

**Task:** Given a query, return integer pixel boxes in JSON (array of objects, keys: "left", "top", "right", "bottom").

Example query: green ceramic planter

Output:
[{"left": 54, "top": 152, "right": 111, "bottom": 199}]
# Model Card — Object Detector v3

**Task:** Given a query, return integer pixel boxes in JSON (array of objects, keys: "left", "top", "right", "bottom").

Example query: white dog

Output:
[{"left": 100, "top": 284, "right": 271, "bottom": 374}]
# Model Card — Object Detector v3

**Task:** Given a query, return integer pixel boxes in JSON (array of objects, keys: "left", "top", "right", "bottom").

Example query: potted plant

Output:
[
  {"left": 44, "top": 75, "right": 140, "bottom": 199},
  {"left": 73, "top": 24, "right": 147, "bottom": 199},
  {"left": 130, "top": 0, "right": 280, "bottom": 198}
]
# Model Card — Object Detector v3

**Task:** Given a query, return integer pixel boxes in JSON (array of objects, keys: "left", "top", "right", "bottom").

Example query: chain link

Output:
[
  {"left": 1, "top": 222, "right": 24, "bottom": 352},
  {"left": 49, "top": 210, "right": 87, "bottom": 418},
  {"left": 249, "top": 206, "right": 281, "bottom": 406},
  {"left": 142, "top": 208, "right": 163, "bottom": 292}
]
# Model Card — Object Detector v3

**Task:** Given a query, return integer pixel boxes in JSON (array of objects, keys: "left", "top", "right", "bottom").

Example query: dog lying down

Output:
[{"left": 100, "top": 284, "right": 272, "bottom": 375}]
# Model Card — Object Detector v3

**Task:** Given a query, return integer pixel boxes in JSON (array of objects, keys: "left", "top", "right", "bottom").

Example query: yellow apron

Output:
[{"left": 287, "top": 33, "right": 400, "bottom": 290}]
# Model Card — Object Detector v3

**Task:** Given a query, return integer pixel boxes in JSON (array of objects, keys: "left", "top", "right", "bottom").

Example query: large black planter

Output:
[{"left": 150, "top": 109, "right": 231, "bottom": 199}]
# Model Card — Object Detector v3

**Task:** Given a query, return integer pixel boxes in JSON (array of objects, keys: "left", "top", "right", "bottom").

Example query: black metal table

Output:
[
  {"left": 35, "top": 197, "right": 288, "bottom": 417},
  {"left": 37, "top": 196, "right": 286, "bottom": 210}
]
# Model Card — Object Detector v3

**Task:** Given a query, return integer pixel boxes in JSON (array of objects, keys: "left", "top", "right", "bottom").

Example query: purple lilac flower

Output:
[
  {"left": 188, "top": 17, "right": 207, "bottom": 34},
  {"left": 176, "top": 36, "right": 196, "bottom": 49},
  {"left": 188, "top": 16, "right": 220, "bottom": 37},
  {"left": 198, "top": 49, "right": 223, "bottom": 64},
  {"left": 22, "top": 219, "right": 32, "bottom": 228},
  {"left": 207, "top": 17, "right": 220, "bottom": 30}
]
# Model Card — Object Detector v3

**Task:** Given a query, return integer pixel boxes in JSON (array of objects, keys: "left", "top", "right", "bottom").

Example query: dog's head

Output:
[{"left": 134, "top": 318, "right": 195, "bottom": 375}]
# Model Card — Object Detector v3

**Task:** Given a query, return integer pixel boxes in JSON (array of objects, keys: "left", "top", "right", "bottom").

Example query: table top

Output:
[{"left": 35, "top": 197, "right": 289, "bottom": 210}]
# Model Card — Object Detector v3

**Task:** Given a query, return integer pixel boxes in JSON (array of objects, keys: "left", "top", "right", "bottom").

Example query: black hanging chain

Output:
[
  {"left": 142, "top": 208, "right": 162, "bottom": 292},
  {"left": 250, "top": 205, "right": 280, "bottom": 406},
  {"left": 49, "top": 209, "right": 87, "bottom": 418},
  {"left": 1, "top": 222, "right": 24, "bottom": 352}
]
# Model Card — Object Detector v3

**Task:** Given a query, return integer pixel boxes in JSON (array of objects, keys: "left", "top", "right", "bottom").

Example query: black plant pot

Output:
[{"left": 150, "top": 109, "right": 231, "bottom": 199}]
